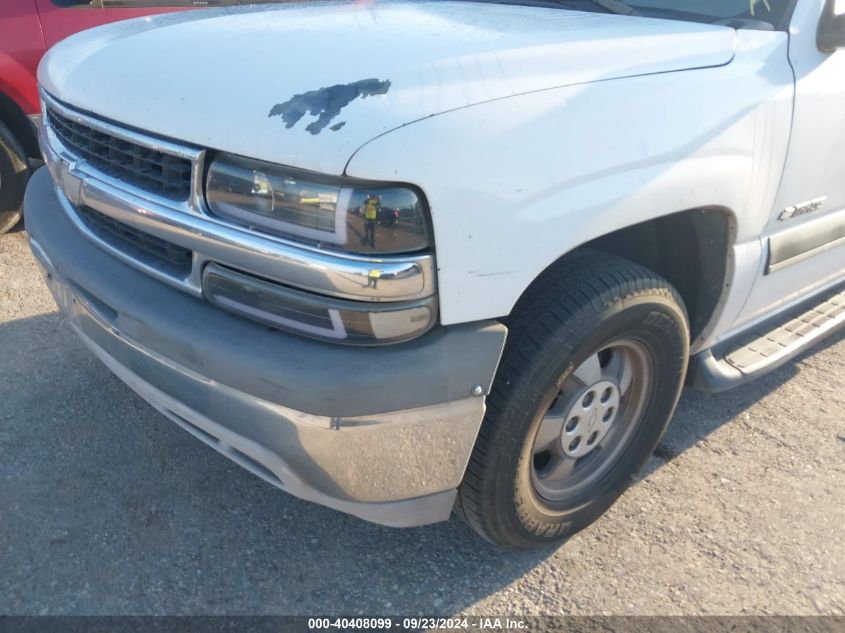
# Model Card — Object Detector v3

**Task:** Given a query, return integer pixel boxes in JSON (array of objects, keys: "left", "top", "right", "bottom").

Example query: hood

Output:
[{"left": 39, "top": 0, "right": 736, "bottom": 175}]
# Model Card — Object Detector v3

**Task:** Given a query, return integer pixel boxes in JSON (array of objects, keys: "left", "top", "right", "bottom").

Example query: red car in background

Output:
[{"left": 0, "top": 1, "right": 235, "bottom": 234}]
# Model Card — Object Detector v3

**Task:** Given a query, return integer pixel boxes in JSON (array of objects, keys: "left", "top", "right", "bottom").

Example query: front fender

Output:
[{"left": 345, "top": 31, "right": 794, "bottom": 326}]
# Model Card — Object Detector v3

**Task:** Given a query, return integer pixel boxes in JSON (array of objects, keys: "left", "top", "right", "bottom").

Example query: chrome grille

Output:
[
  {"left": 77, "top": 206, "right": 192, "bottom": 277},
  {"left": 46, "top": 106, "right": 192, "bottom": 200}
]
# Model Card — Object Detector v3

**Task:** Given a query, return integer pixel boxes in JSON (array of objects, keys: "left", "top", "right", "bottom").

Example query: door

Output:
[{"left": 736, "top": 0, "right": 845, "bottom": 324}]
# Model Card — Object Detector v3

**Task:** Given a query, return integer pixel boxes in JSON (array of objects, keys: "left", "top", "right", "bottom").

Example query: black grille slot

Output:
[
  {"left": 77, "top": 206, "right": 192, "bottom": 277},
  {"left": 47, "top": 107, "right": 193, "bottom": 200}
]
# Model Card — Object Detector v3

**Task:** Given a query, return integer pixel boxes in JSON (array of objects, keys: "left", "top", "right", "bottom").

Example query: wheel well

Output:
[
  {"left": 581, "top": 208, "right": 734, "bottom": 343},
  {"left": 0, "top": 92, "right": 39, "bottom": 159}
]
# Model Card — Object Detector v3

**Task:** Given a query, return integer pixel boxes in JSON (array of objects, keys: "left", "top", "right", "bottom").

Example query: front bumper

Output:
[{"left": 25, "top": 168, "right": 507, "bottom": 527}]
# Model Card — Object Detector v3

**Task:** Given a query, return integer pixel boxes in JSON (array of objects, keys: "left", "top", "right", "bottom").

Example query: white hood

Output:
[{"left": 39, "top": 0, "right": 736, "bottom": 175}]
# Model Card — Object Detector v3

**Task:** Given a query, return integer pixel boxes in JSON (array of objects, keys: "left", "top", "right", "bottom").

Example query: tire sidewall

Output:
[
  {"left": 0, "top": 123, "right": 31, "bottom": 231},
  {"left": 501, "top": 294, "right": 688, "bottom": 545}
]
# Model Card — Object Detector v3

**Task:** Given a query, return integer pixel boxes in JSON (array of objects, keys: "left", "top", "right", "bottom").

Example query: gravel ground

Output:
[{"left": 1, "top": 227, "right": 844, "bottom": 616}]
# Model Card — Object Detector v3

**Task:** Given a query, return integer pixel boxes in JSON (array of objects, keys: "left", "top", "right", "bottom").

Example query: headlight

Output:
[
  {"left": 205, "top": 153, "right": 432, "bottom": 255},
  {"left": 203, "top": 153, "right": 437, "bottom": 345}
]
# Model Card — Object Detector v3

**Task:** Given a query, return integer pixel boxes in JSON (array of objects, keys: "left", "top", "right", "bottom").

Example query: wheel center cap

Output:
[{"left": 561, "top": 380, "right": 621, "bottom": 458}]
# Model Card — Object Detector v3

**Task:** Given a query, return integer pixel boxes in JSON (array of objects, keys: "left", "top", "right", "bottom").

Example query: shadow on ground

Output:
[
  {"left": 1, "top": 312, "right": 842, "bottom": 614},
  {"left": 653, "top": 326, "right": 845, "bottom": 468}
]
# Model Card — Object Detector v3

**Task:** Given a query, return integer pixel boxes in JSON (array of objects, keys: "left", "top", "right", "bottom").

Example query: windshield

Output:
[
  {"left": 621, "top": 0, "right": 794, "bottom": 27},
  {"left": 479, "top": 0, "right": 795, "bottom": 29},
  {"left": 59, "top": 0, "right": 797, "bottom": 30}
]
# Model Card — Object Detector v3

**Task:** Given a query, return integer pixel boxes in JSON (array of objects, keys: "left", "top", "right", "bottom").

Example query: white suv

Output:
[{"left": 26, "top": 0, "right": 845, "bottom": 548}]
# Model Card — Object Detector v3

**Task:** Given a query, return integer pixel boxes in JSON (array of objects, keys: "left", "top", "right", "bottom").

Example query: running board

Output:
[{"left": 689, "top": 283, "right": 845, "bottom": 391}]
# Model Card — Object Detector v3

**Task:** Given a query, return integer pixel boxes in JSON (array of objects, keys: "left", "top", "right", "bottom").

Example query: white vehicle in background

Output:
[{"left": 25, "top": 0, "right": 845, "bottom": 549}]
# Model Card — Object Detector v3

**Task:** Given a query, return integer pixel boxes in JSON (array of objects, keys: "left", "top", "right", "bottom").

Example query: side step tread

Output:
[{"left": 690, "top": 283, "right": 845, "bottom": 391}]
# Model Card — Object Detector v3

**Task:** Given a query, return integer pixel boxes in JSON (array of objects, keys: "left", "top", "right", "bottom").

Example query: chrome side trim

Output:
[
  {"left": 767, "top": 207, "right": 845, "bottom": 274},
  {"left": 39, "top": 94, "right": 436, "bottom": 303}
]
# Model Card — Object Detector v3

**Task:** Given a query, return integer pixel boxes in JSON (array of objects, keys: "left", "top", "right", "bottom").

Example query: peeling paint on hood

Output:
[
  {"left": 269, "top": 79, "right": 392, "bottom": 135},
  {"left": 39, "top": 1, "right": 736, "bottom": 175}
]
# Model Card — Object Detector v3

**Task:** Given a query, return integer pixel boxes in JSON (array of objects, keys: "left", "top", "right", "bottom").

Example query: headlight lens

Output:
[
  {"left": 205, "top": 153, "right": 431, "bottom": 255},
  {"left": 203, "top": 153, "right": 437, "bottom": 345}
]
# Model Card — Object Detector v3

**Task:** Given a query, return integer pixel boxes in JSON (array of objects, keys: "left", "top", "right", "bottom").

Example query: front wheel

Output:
[
  {"left": 457, "top": 252, "right": 689, "bottom": 550},
  {"left": 0, "top": 121, "right": 31, "bottom": 235}
]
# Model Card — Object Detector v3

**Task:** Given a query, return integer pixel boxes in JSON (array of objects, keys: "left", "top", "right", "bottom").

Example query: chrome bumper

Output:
[{"left": 25, "top": 168, "right": 507, "bottom": 527}]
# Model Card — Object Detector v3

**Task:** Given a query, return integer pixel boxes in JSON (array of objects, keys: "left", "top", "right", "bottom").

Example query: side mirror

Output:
[
  {"left": 818, "top": 1, "right": 845, "bottom": 51},
  {"left": 49, "top": 0, "right": 97, "bottom": 6}
]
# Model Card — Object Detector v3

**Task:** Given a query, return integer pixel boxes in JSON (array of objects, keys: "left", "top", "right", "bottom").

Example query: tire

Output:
[
  {"left": 457, "top": 251, "right": 689, "bottom": 550},
  {"left": 0, "top": 121, "right": 32, "bottom": 235}
]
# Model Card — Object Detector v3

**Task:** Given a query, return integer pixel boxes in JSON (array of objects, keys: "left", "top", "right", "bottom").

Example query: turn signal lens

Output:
[{"left": 203, "top": 264, "right": 437, "bottom": 345}]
